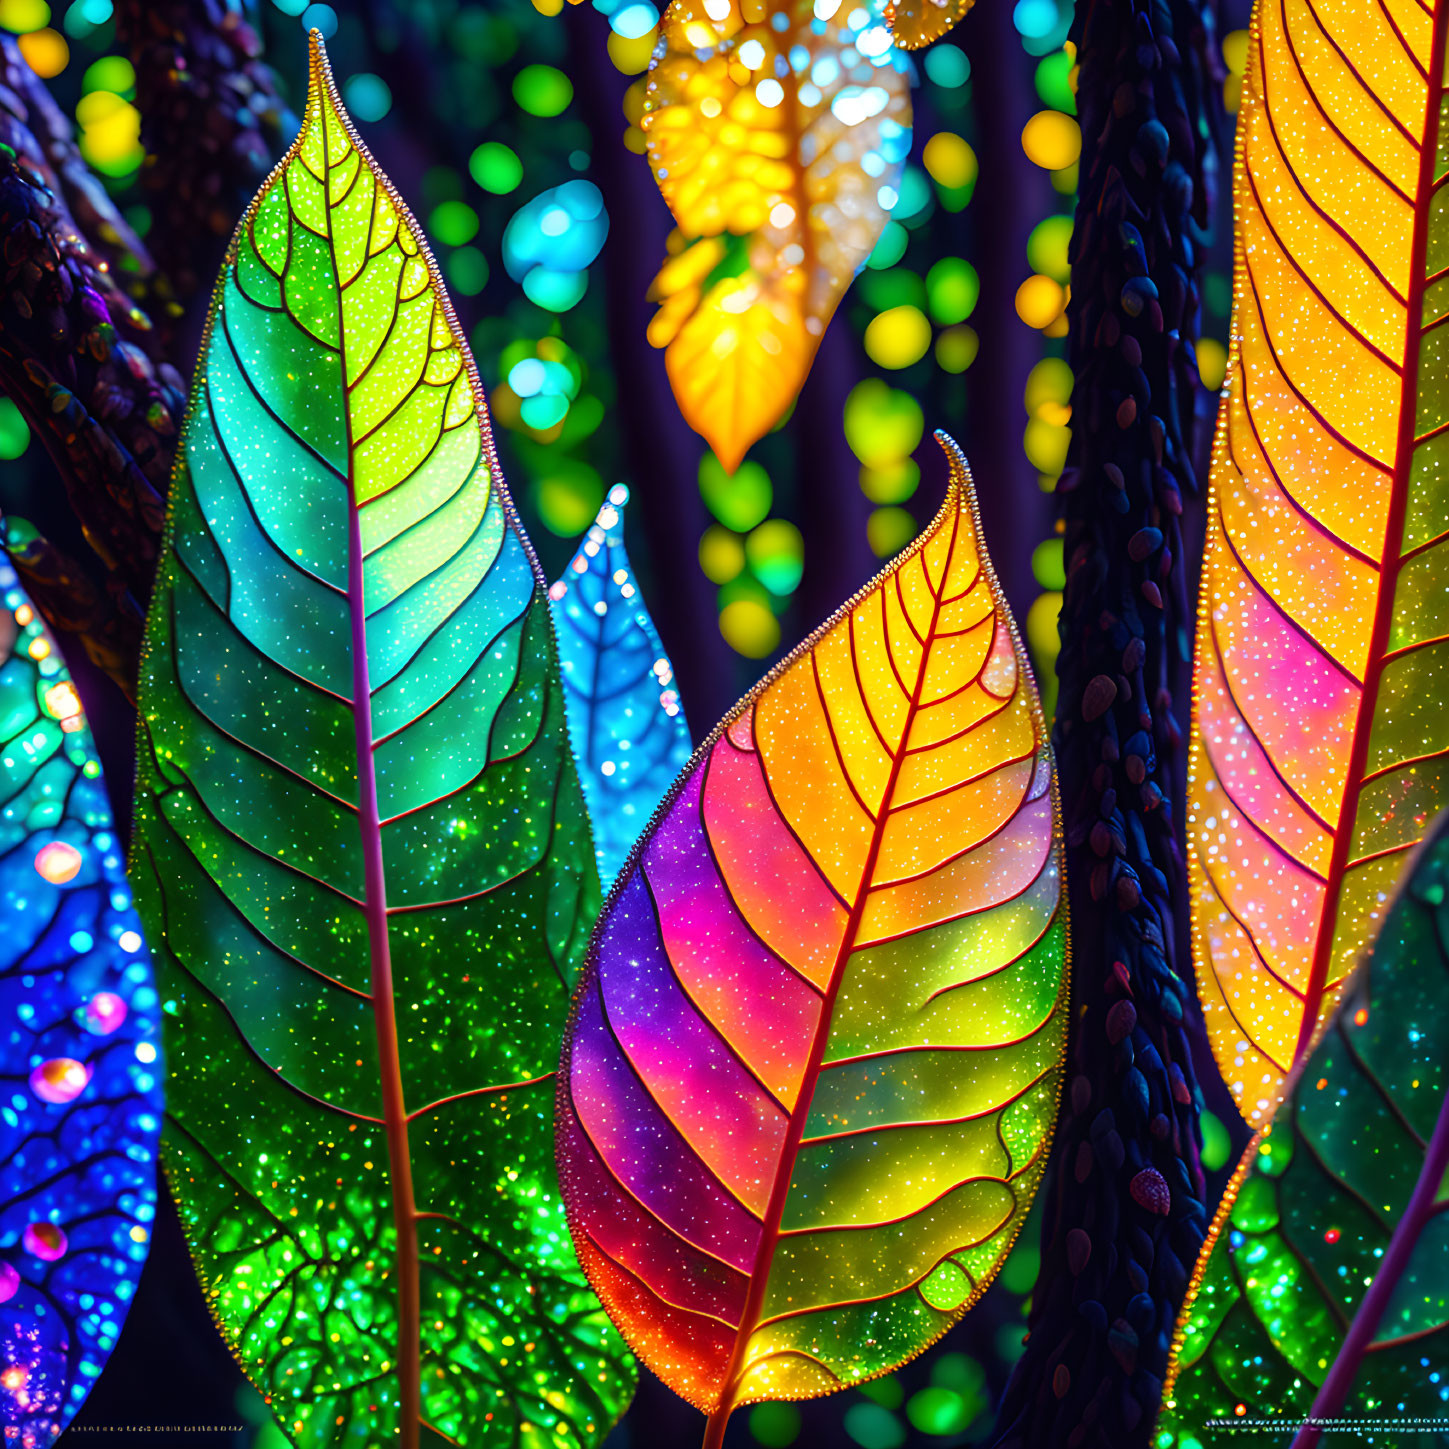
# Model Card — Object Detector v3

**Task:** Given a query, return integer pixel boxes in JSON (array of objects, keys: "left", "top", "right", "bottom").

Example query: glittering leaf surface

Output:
[
  {"left": 0, "top": 549, "right": 162, "bottom": 1447},
  {"left": 643, "top": 0, "right": 911, "bottom": 471},
  {"left": 1188, "top": 0, "right": 1449, "bottom": 1126},
  {"left": 884, "top": 0, "right": 976, "bottom": 52},
  {"left": 129, "top": 39, "right": 633, "bottom": 1449},
  {"left": 549, "top": 485, "right": 692, "bottom": 893},
  {"left": 1161, "top": 812, "right": 1449, "bottom": 1441},
  {"left": 557, "top": 435, "right": 1068, "bottom": 1418}
]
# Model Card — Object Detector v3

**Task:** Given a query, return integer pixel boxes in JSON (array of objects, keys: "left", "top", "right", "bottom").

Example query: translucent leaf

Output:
[
  {"left": 885, "top": 0, "right": 977, "bottom": 51},
  {"left": 557, "top": 434, "right": 1067, "bottom": 1421},
  {"left": 550, "top": 484, "right": 693, "bottom": 891},
  {"left": 0, "top": 548, "right": 162, "bottom": 1446},
  {"left": 1187, "top": 0, "right": 1449, "bottom": 1125},
  {"left": 1161, "top": 810, "right": 1449, "bottom": 1441},
  {"left": 129, "top": 37, "right": 634, "bottom": 1449},
  {"left": 644, "top": 0, "right": 912, "bottom": 470}
]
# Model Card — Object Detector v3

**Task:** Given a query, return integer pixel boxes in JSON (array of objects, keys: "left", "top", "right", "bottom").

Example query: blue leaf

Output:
[
  {"left": 549, "top": 485, "right": 692, "bottom": 889},
  {"left": 0, "top": 547, "right": 163, "bottom": 1445}
]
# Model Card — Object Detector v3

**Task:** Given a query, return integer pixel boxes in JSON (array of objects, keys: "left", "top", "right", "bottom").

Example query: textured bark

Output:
[
  {"left": 0, "top": 77, "right": 185, "bottom": 690},
  {"left": 116, "top": 0, "right": 290, "bottom": 306},
  {"left": 989, "top": 1, "right": 1221, "bottom": 1445},
  {"left": 1, "top": 518, "right": 140, "bottom": 696},
  {"left": 0, "top": 37, "right": 170, "bottom": 318}
]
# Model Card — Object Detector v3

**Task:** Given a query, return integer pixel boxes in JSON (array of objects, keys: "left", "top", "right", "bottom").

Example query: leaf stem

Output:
[{"left": 701, "top": 1402, "right": 733, "bottom": 1449}]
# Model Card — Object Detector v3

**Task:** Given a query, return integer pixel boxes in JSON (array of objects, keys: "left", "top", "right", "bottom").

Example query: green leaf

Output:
[
  {"left": 130, "top": 37, "right": 634, "bottom": 1449},
  {"left": 1160, "top": 812, "right": 1449, "bottom": 1442}
]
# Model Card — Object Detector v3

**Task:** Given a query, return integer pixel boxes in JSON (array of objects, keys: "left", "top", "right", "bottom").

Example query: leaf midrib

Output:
[
  {"left": 709, "top": 493, "right": 965, "bottom": 1417},
  {"left": 317, "top": 79, "right": 425, "bottom": 1448}
]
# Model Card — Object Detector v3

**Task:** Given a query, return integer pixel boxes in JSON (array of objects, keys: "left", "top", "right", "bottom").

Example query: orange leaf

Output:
[
  {"left": 885, "top": 0, "right": 977, "bottom": 51},
  {"left": 1187, "top": 0, "right": 1449, "bottom": 1126},
  {"left": 644, "top": 0, "right": 911, "bottom": 469}
]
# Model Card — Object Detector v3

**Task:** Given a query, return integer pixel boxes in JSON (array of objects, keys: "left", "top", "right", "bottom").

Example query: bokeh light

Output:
[
  {"left": 864, "top": 304, "right": 932, "bottom": 368},
  {"left": 699, "top": 453, "right": 772, "bottom": 532},
  {"left": 718, "top": 597, "right": 779, "bottom": 657},
  {"left": 470, "top": 141, "right": 524, "bottom": 194},
  {"left": 17, "top": 25, "right": 65, "bottom": 75},
  {"left": 343, "top": 72, "right": 391, "bottom": 122},
  {"left": 514, "top": 62, "right": 573, "bottom": 116},
  {"left": 1021, "top": 109, "right": 1081, "bottom": 169},
  {"left": 745, "top": 519, "right": 804, "bottom": 595},
  {"left": 0, "top": 0, "right": 49, "bottom": 33},
  {"left": 1197, "top": 336, "right": 1228, "bottom": 390},
  {"left": 935, "top": 324, "right": 978, "bottom": 373},
  {"left": 0, "top": 397, "right": 30, "bottom": 460},
  {"left": 922, "top": 42, "right": 969, "bottom": 88},
  {"left": 1015, "top": 273, "right": 1066, "bottom": 330}
]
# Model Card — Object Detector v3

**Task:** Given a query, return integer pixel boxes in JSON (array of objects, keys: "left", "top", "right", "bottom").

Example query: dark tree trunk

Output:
[
  {"left": 116, "top": 0, "right": 291, "bottom": 321},
  {"left": 792, "top": 316, "right": 875, "bottom": 632},
  {"left": 990, "top": 0, "right": 1222, "bottom": 1444},
  {"left": 961, "top": 0, "right": 1053, "bottom": 612},
  {"left": 0, "top": 36, "right": 188, "bottom": 693}
]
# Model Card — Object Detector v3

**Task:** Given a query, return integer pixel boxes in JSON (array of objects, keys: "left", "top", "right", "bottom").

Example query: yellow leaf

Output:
[
  {"left": 886, "top": 0, "right": 976, "bottom": 51},
  {"left": 644, "top": 0, "right": 911, "bottom": 468},
  {"left": 1187, "top": 0, "right": 1449, "bottom": 1128}
]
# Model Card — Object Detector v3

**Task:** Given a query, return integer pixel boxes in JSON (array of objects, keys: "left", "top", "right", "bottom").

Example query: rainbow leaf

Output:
[
  {"left": 1188, "top": 0, "right": 1449, "bottom": 1125},
  {"left": 0, "top": 542, "right": 163, "bottom": 1446},
  {"left": 549, "top": 485, "right": 692, "bottom": 891},
  {"left": 643, "top": 0, "right": 912, "bottom": 471},
  {"left": 1160, "top": 810, "right": 1449, "bottom": 1444},
  {"left": 556, "top": 435, "right": 1068, "bottom": 1428},
  {"left": 129, "top": 38, "right": 634, "bottom": 1449}
]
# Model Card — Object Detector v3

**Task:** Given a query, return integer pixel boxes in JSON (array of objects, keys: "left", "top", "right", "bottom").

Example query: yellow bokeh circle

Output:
[
  {"left": 864, "top": 306, "right": 932, "bottom": 369},
  {"left": 922, "top": 133, "right": 977, "bottom": 190},
  {"left": 1021, "top": 111, "right": 1081, "bottom": 170},
  {"left": 719, "top": 599, "right": 780, "bottom": 658},
  {"left": 1015, "top": 274, "right": 1066, "bottom": 330}
]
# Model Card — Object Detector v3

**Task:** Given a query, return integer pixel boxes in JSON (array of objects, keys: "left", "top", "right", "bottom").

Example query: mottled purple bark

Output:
[
  {"left": 116, "top": 0, "right": 290, "bottom": 310},
  {"left": 0, "top": 47, "right": 186, "bottom": 692},
  {"left": 990, "top": 1, "right": 1221, "bottom": 1445}
]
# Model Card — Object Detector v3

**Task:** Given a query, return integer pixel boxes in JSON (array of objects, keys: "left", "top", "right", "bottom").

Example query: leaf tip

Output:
[
  {"left": 303, "top": 29, "right": 347, "bottom": 137},
  {"left": 932, "top": 428, "right": 974, "bottom": 515},
  {"left": 710, "top": 437, "right": 749, "bottom": 476}
]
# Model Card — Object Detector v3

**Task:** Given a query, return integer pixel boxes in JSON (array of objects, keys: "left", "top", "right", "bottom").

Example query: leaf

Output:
[
  {"left": 1187, "top": 0, "right": 1449, "bottom": 1125},
  {"left": 0, "top": 544, "right": 163, "bottom": 1447},
  {"left": 128, "top": 37, "right": 633, "bottom": 1449},
  {"left": 549, "top": 484, "right": 693, "bottom": 892},
  {"left": 556, "top": 434, "right": 1068, "bottom": 1421},
  {"left": 643, "top": 0, "right": 912, "bottom": 471},
  {"left": 1160, "top": 810, "right": 1449, "bottom": 1443},
  {"left": 884, "top": 0, "right": 976, "bottom": 52}
]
